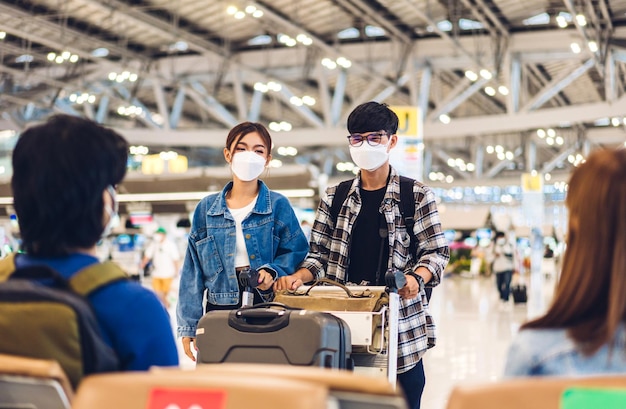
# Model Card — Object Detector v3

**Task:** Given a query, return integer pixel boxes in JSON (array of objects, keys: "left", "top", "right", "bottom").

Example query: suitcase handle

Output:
[{"left": 228, "top": 303, "right": 295, "bottom": 333}]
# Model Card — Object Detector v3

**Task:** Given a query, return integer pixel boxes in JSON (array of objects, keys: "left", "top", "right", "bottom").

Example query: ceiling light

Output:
[
  {"left": 254, "top": 82, "right": 268, "bottom": 93},
  {"left": 465, "top": 70, "right": 478, "bottom": 81},
  {"left": 55, "top": 56, "right": 64, "bottom": 64},
  {"left": 0, "top": 32, "right": 6, "bottom": 40},
  {"left": 252, "top": 10, "right": 263, "bottom": 18},
  {"left": 570, "top": 43, "right": 581, "bottom": 53},
  {"left": 498, "top": 85, "right": 509, "bottom": 95},
  {"left": 486, "top": 145, "right": 494, "bottom": 154},
  {"left": 547, "top": 128, "right": 556, "bottom": 137},
  {"left": 91, "top": 47, "right": 109, "bottom": 57},
  {"left": 266, "top": 81, "right": 281, "bottom": 92},
  {"left": 108, "top": 72, "right": 117, "bottom": 81},
  {"left": 336, "top": 57, "right": 352, "bottom": 68},
  {"left": 479, "top": 69, "right": 492, "bottom": 80},
  {"left": 484, "top": 86, "right": 496, "bottom": 96},
  {"left": 555, "top": 15, "right": 568, "bottom": 28},
  {"left": 226, "top": 6, "right": 238, "bottom": 15},
  {"left": 588, "top": 41, "right": 598, "bottom": 52},
  {"left": 47, "top": 52, "right": 56, "bottom": 61},
  {"left": 555, "top": 136, "right": 564, "bottom": 145},
  {"left": 301, "top": 95, "right": 316, "bottom": 106},
  {"left": 536, "top": 129, "right": 546, "bottom": 138},
  {"left": 546, "top": 137, "right": 554, "bottom": 145},
  {"left": 61, "top": 51, "right": 71, "bottom": 60},
  {"left": 245, "top": 5, "right": 257, "bottom": 13},
  {"left": 321, "top": 58, "right": 337, "bottom": 69},
  {"left": 290, "top": 96, "right": 303, "bottom": 106},
  {"left": 234, "top": 11, "right": 245, "bottom": 19},
  {"left": 575, "top": 14, "right": 587, "bottom": 26},
  {"left": 69, "top": 54, "right": 79, "bottom": 63},
  {"left": 611, "top": 117, "right": 621, "bottom": 127},
  {"left": 439, "top": 114, "right": 451, "bottom": 124}
]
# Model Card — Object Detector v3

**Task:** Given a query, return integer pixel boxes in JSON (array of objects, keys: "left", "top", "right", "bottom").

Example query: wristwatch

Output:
[{"left": 405, "top": 272, "right": 424, "bottom": 290}]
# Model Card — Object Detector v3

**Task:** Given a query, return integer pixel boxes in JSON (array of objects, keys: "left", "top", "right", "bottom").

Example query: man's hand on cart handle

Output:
[{"left": 274, "top": 268, "right": 314, "bottom": 291}]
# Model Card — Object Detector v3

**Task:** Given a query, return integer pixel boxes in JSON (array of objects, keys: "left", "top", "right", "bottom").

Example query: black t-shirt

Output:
[{"left": 346, "top": 186, "right": 389, "bottom": 285}]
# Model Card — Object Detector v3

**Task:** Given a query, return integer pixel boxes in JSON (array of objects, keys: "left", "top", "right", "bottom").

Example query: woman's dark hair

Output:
[
  {"left": 521, "top": 148, "right": 626, "bottom": 355},
  {"left": 225, "top": 122, "right": 272, "bottom": 155},
  {"left": 12, "top": 114, "right": 129, "bottom": 256},
  {"left": 347, "top": 101, "right": 399, "bottom": 135}
]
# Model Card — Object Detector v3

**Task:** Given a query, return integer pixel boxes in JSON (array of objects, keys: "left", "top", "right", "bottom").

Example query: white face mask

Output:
[
  {"left": 496, "top": 238, "right": 506, "bottom": 245},
  {"left": 102, "top": 185, "right": 119, "bottom": 238},
  {"left": 349, "top": 143, "right": 390, "bottom": 171},
  {"left": 231, "top": 151, "right": 267, "bottom": 181}
]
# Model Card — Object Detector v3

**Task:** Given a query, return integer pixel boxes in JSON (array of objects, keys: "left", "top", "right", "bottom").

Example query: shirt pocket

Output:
[{"left": 392, "top": 230, "right": 412, "bottom": 269}]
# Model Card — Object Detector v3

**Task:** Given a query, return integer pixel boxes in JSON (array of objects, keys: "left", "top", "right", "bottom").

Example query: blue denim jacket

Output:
[
  {"left": 504, "top": 326, "right": 626, "bottom": 377},
  {"left": 177, "top": 180, "right": 309, "bottom": 338}
]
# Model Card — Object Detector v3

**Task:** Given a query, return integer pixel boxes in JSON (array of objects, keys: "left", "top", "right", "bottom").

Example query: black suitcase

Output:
[
  {"left": 511, "top": 284, "right": 528, "bottom": 303},
  {"left": 195, "top": 303, "right": 352, "bottom": 369}
]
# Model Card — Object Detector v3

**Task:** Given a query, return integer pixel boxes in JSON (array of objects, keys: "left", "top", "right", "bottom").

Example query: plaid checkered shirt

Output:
[{"left": 300, "top": 166, "right": 450, "bottom": 373}]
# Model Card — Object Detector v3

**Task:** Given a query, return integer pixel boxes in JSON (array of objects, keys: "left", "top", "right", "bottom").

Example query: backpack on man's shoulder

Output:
[
  {"left": 329, "top": 176, "right": 433, "bottom": 300},
  {"left": 0, "top": 253, "right": 128, "bottom": 389}
]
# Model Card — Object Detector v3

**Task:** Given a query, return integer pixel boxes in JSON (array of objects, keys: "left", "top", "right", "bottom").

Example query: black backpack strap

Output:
[
  {"left": 399, "top": 176, "right": 432, "bottom": 301},
  {"left": 329, "top": 179, "right": 354, "bottom": 225},
  {"left": 399, "top": 176, "right": 417, "bottom": 257}
]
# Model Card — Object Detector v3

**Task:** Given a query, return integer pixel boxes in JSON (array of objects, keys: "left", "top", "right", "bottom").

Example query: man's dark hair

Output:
[
  {"left": 12, "top": 115, "right": 129, "bottom": 256},
  {"left": 347, "top": 101, "right": 399, "bottom": 135}
]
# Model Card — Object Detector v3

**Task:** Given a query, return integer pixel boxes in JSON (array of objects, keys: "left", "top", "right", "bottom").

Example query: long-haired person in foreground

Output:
[
  {"left": 504, "top": 148, "right": 626, "bottom": 376},
  {"left": 177, "top": 121, "right": 309, "bottom": 361}
]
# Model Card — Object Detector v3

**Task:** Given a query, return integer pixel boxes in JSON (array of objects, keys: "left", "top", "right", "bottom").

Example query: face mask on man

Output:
[
  {"left": 102, "top": 185, "right": 119, "bottom": 238},
  {"left": 231, "top": 151, "right": 267, "bottom": 181},
  {"left": 349, "top": 143, "right": 390, "bottom": 171}
]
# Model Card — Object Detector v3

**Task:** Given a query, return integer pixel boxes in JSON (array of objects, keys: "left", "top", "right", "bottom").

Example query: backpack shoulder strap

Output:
[
  {"left": 69, "top": 261, "right": 128, "bottom": 297},
  {"left": 329, "top": 179, "right": 354, "bottom": 224},
  {"left": 399, "top": 176, "right": 417, "bottom": 255},
  {"left": 0, "top": 253, "right": 17, "bottom": 282}
]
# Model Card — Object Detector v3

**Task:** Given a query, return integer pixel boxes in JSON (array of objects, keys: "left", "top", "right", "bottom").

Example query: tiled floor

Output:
[
  {"left": 422, "top": 273, "right": 556, "bottom": 409},
  {"left": 164, "top": 271, "right": 557, "bottom": 408}
]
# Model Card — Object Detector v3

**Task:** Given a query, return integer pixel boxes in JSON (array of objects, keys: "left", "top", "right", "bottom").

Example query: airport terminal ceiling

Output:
[{"left": 1, "top": 0, "right": 626, "bottom": 215}]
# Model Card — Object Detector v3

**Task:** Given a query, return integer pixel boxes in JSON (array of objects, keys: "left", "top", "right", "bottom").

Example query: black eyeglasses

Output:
[{"left": 347, "top": 131, "right": 389, "bottom": 147}]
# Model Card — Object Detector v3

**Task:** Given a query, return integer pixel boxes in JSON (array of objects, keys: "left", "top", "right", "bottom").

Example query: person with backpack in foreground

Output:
[
  {"left": 0, "top": 115, "right": 178, "bottom": 388},
  {"left": 274, "top": 102, "right": 450, "bottom": 409}
]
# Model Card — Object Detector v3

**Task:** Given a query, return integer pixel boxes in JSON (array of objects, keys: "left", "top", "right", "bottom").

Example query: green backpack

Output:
[{"left": 0, "top": 253, "right": 128, "bottom": 389}]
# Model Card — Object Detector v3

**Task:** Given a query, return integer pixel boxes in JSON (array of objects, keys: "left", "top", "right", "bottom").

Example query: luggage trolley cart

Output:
[{"left": 295, "top": 271, "right": 403, "bottom": 388}]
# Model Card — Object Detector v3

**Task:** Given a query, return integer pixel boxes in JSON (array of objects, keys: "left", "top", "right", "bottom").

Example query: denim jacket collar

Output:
[{"left": 206, "top": 180, "right": 273, "bottom": 217}]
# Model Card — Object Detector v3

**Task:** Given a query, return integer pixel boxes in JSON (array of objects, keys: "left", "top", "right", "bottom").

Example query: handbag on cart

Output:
[{"left": 274, "top": 278, "right": 388, "bottom": 353}]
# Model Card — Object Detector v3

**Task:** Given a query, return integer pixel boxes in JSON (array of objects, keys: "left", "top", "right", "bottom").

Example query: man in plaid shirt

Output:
[{"left": 275, "top": 101, "right": 449, "bottom": 409}]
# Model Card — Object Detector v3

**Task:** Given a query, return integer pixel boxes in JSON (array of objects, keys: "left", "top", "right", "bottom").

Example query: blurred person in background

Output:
[
  {"left": 141, "top": 227, "right": 181, "bottom": 309},
  {"left": 504, "top": 148, "right": 626, "bottom": 376},
  {"left": 177, "top": 121, "right": 308, "bottom": 362},
  {"left": 490, "top": 231, "right": 515, "bottom": 307}
]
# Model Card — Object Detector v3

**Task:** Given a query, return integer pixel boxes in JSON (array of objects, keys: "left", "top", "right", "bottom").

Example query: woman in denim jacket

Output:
[
  {"left": 504, "top": 148, "right": 626, "bottom": 376},
  {"left": 176, "top": 122, "right": 309, "bottom": 361}
]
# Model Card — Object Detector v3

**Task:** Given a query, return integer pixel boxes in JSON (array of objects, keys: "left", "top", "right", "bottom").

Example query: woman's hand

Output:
[
  {"left": 256, "top": 269, "right": 275, "bottom": 291},
  {"left": 181, "top": 337, "right": 197, "bottom": 361}
]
